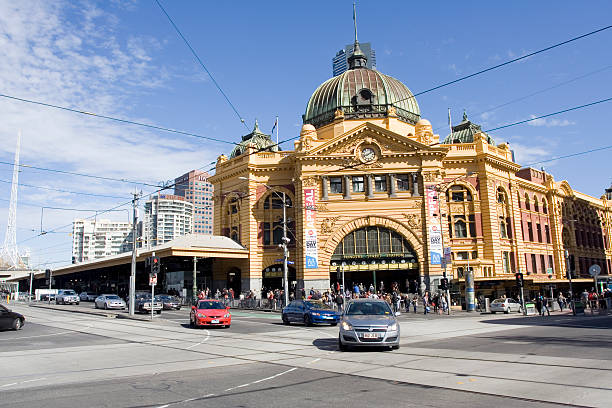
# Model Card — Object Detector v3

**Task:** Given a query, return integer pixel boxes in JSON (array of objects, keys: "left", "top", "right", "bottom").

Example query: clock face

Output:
[{"left": 361, "top": 147, "right": 376, "bottom": 162}]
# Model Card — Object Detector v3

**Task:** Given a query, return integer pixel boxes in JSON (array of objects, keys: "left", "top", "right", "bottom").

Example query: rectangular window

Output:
[
  {"left": 527, "top": 222, "right": 533, "bottom": 241},
  {"left": 500, "top": 217, "right": 507, "bottom": 238},
  {"left": 379, "top": 228, "right": 391, "bottom": 253},
  {"left": 452, "top": 191, "right": 464, "bottom": 202},
  {"left": 352, "top": 176, "right": 365, "bottom": 193},
  {"left": 468, "top": 214, "right": 476, "bottom": 237},
  {"left": 354, "top": 228, "right": 367, "bottom": 254},
  {"left": 545, "top": 225, "right": 550, "bottom": 243},
  {"left": 541, "top": 254, "right": 546, "bottom": 274},
  {"left": 503, "top": 252, "right": 511, "bottom": 273},
  {"left": 366, "top": 227, "right": 378, "bottom": 254},
  {"left": 374, "top": 175, "right": 387, "bottom": 192},
  {"left": 536, "top": 224, "right": 542, "bottom": 242},
  {"left": 330, "top": 177, "right": 343, "bottom": 194},
  {"left": 273, "top": 221, "right": 283, "bottom": 245},
  {"left": 396, "top": 174, "right": 410, "bottom": 191},
  {"left": 531, "top": 254, "right": 538, "bottom": 274},
  {"left": 455, "top": 251, "right": 469, "bottom": 260},
  {"left": 344, "top": 233, "right": 355, "bottom": 255},
  {"left": 506, "top": 217, "right": 513, "bottom": 238},
  {"left": 548, "top": 255, "right": 554, "bottom": 274},
  {"left": 263, "top": 222, "right": 270, "bottom": 245}
]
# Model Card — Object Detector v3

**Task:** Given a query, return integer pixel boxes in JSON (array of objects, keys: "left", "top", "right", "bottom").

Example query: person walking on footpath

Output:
[
  {"left": 540, "top": 294, "right": 550, "bottom": 316},
  {"left": 422, "top": 291, "right": 430, "bottom": 315},
  {"left": 557, "top": 293, "right": 565, "bottom": 312},
  {"left": 535, "top": 294, "right": 542, "bottom": 315},
  {"left": 335, "top": 291, "right": 344, "bottom": 313},
  {"left": 412, "top": 295, "right": 418, "bottom": 313}
]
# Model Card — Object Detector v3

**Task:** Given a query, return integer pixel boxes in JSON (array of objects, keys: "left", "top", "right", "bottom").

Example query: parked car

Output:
[
  {"left": 490, "top": 298, "right": 522, "bottom": 314},
  {"left": 190, "top": 299, "right": 231, "bottom": 328},
  {"left": 79, "top": 292, "right": 98, "bottom": 302},
  {"left": 40, "top": 293, "right": 56, "bottom": 302},
  {"left": 0, "top": 304, "right": 25, "bottom": 330},
  {"left": 282, "top": 300, "right": 340, "bottom": 326},
  {"left": 338, "top": 299, "right": 400, "bottom": 351},
  {"left": 156, "top": 295, "right": 181, "bottom": 310},
  {"left": 135, "top": 295, "right": 162, "bottom": 314},
  {"left": 94, "top": 294, "right": 126, "bottom": 310},
  {"left": 56, "top": 290, "right": 80, "bottom": 305}
]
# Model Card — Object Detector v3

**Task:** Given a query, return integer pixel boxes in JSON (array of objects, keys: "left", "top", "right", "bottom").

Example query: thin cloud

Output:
[{"left": 526, "top": 115, "right": 575, "bottom": 127}]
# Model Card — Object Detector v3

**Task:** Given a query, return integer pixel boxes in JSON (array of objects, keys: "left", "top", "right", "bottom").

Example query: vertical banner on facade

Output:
[
  {"left": 303, "top": 188, "right": 318, "bottom": 268},
  {"left": 426, "top": 185, "right": 443, "bottom": 265}
]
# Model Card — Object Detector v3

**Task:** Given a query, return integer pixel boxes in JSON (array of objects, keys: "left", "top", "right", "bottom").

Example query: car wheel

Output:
[
  {"left": 104, "top": 303, "right": 108, "bottom": 310},
  {"left": 12, "top": 318, "right": 22, "bottom": 330},
  {"left": 491, "top": 311, "right": 496, "bottom": 314},
  {"left": 76, "top": 302, "right": 80, "bottom": 305},
  {"left": 55, "top": 300, "right": 59, "bottom": 305},
  {"left": 225, "top": 325, "right": 230, "bottom": 329},
  {"left": 304, "top": 315, "right": 313, "bottom": 327},
  {"left": 156, "top": 310, "right": 162, "bottom": 314},
  {"left": 94, "top": 303, "right": 98, "bottom": 309},
  {"left": 338, "top": 335, "right": 348, "bottom": 352},
  {"left": 392, "top": 345, "right": 400, "bottom": 350},
  {"left": 331, "top": 322, "right": 338, "bottom": 326},
  {"left": 504, "top": 308, "right": 509, "bottom": 314},
  {"left": 282, "top": 314, "right": 290, "bottom": 325}
]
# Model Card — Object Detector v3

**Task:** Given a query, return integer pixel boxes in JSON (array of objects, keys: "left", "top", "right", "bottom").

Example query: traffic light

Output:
[
  {"left": 45, "top": 269, "right": 51, "bottom": 279},
  {"left": 440, "top": 277, "right": 448, "bottom": 291},
  {"left": 151, "top": 256, "right": 160, "bottom": 274},
  {"left": 515, "top": 272, "right": 524, "bottom": 287}
]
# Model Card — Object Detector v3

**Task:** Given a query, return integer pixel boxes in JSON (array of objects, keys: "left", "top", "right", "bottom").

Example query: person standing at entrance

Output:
[
  {"left": 412, "top": 296, "right": 418, "bottom": 313},
  {"left": 335, "top": 291, "right": 344, "bottom": 313},
  {"left": 423, "top": 291, "right": 430, "bottom": 315}
]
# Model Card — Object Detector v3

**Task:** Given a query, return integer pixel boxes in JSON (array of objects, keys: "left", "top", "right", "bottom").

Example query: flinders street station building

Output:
[{"left": 209, "top": 39, "right": 612, "bottom": 303}]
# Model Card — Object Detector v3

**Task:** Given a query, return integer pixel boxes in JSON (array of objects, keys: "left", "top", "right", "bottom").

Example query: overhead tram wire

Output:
[
  {"left": 524, "top": 144, "right": 612, "bottom": 167},
  {"left": 154, "top": 0, "right": 249, "bottom": 130},
  {"left": 433, "top": 64, "right": 612, "bottom": 133},
  {"left": 484, "top": 96, "right": 612, "bottom": 132},
  {"left": 391, "top": 24, "right": 612, "bottom": 105},
  {"left": 0, "top": 178, "right": 130, "bottom": 199}
]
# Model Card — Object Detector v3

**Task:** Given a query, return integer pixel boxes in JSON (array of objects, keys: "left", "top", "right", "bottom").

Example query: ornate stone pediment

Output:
[{"left": 305, "top": 122, "right": 438, "bottom": 159}]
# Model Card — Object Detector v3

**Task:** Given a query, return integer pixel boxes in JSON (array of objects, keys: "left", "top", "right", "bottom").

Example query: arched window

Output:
[
  {"left": 260, "top": 191, "right": 294, "bottom": 246},
  {"left": 542, "top": 200, "right": 548, "bottom": 214},
  {"left": 533, "top": 195, "right": 539, "bottom": 212},
  {"left": 447, "top": 185, "right": 472, "bottom": 202},
  {"left": 524, "top": 193, "right": 531, "bottom": 211},
  {"left": 497, "top": 187, "right": 507, "bottom": 204},
  {"left": 454, "top": 219, "right": 467, "bottom": 238},
  {"left": 331, "top": 226, "right": 417, "bottom": 261}
]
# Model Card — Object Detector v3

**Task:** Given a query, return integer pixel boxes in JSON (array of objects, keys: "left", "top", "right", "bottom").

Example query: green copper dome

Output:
[
  {"left": 230, "top": 120, "right": 279, "bottom": 158},
  {"left": 303, "top": 48, "right": 420, "bottom": 128},
  {"left": 442, "top": 112, "right": 495, "bottom": 145}
]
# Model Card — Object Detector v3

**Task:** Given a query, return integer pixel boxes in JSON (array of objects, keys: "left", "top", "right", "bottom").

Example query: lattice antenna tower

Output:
[{"left": 1, "top": 131, "right": 23, "bottom": 269}]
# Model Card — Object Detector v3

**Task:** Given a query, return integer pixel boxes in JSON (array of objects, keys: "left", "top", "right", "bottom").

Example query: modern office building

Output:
[
  {"left": 332, "top": 42, "right": 376, "bottom": 76},
  {"left": 174, "top": 170, "right": 214, "bottom": 235},
  {"left": 210, "top": 36, "right": 612, "bottom": 300},
  {"left": 143, "top": 195, "right": 194, "bottom": 248},
  {"left": 72, "top": 219, "right": 132, "bottom": 263}
]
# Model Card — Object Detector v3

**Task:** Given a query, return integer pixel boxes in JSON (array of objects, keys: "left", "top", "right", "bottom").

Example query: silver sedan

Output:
[
  {"left": 94, "top": 294, "right": 126, "bottom": 310},
  {"left": 338, "top": 299, "right": 400, "bottom": 351}
]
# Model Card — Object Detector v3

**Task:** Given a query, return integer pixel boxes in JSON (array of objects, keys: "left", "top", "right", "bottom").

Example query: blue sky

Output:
[{"left": 1, "top": 0, "right": 611, "bottom": 269}]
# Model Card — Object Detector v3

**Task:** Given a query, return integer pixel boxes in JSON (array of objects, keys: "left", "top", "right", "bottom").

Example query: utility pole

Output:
[
  {"left": 565, "top": 249, "right": 576, "bottom": 316},
  {"left": 192, "top": 256, "right": 198, "bottom": 303},
  {"left": 281, "top": 191, "right": 289, "bottom": 307},
  {"left": 129, "top": 192, "right": 139, "bottom": 316},
  {"left": 28, "top": 271, "right": 33, "bottom": 303}
]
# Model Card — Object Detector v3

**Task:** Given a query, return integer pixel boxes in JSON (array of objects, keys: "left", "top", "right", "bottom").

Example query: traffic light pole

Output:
[
  {"left": 129, "top": 192, "right": 139, "bottom": 316},
  {"left": 282, "top": 191, "right": 289, "bottom": 308},
  {"left": 565, "top": 250, "right": 576, "bottom": 316}
]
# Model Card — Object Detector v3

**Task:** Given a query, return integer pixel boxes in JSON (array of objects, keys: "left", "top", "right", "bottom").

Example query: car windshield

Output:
[
  {"left": 64, "top": 290, "right": 76, "bottom": 295},
  {"left": 197, "top": 301, "right": 225, "bottom": 309},
  {"left": 346, "top": 302, "right": 392, "bottom": 316},
  {"left": 492, "top": 299, "right": 506, "bottom": 303},
  {"left": 106, "top": 295, "right": 120, "bottom": 300},
  {"left": 304, "top": 301, "right": 333, "bottom": 310}
]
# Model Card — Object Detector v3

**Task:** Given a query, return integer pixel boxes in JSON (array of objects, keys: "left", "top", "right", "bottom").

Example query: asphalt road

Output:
[
  {"left": 2, "top": 303, "right": 610, "bottom": 407},
  {"left": 0, "top": 361, "right": 562, "bottom": 408},
  {"left": 410, "top": 315, "right": 612, "bottom": 360}
]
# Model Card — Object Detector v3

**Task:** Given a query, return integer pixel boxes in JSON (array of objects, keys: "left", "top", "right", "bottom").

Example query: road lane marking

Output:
[
  {"left": 185, "top": 329, "right": 210, "bottom": 349},
  {"left": 0, "top": 377, "right": 46, "bottom": 388},
  {"left": 307, "top": 358, "right": 321, "bottom": 365},
  {"left": 0, "top": 332, "right": 71, "bottom": 341},
  {"left": 224, "top": 367, "right": 298, "bottom": 392}
]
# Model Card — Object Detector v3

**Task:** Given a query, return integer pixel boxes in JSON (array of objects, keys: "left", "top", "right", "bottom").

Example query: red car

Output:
[{"left": 190, "top": 300, "right": 232, "bottom": 328}]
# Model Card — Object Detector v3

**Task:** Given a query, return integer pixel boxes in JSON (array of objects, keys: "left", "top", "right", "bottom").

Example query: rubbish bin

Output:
[
  {"left": 484, "top": 297, "right": 490, "bottom": 313},
  {"left": 524, "top": 302, "right": 537, "bottom": 315}
]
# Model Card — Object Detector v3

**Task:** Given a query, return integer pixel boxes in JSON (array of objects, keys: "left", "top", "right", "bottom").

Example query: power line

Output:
[
  {"left": 0, "top": 159, "right": 161, "bottom": 187},
  {"left": 435, "top": 64, "right": 612, "bottom": 133},
  {"left": 393, "top": 24, "right": 612, "bottom": 104},
  {"left": 0, "top": 178, "right": 130, "bottom": 199},
  {"left": 484, "top": 96, "right": 612, "bottom": 132},
  {"left": 154, "top": 0, "right": 249, "bottom": 130},
  {"left": 524, "top": 144, "right": 612, "bottom": 167},
  {"left": 0, "top": 93, "right": 238, "bottom": 145}
]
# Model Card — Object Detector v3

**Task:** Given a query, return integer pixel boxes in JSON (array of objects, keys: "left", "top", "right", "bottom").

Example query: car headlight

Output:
[
  {"left": 388, "top": 323, "right": 398, "bottom": 331},
  {"left": 197, "top": 313, "right": 206, "bottom": 318},
  {"left": 341, "top": 321, "right": 352, "bottom": 331},
  {"left": 311, "top": 312, "right": 320, "bottom": 316},
  {"left": 224, "top": 313, "right": 230, "bottom": 318}
]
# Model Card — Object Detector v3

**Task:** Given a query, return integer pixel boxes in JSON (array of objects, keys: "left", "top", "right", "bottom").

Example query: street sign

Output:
[
  {"left": 149, "top": 273, "right": 157, "bottom": 286},
  {"left": 274, "top": 259, "right": 295, "bottom": 265},
  {"left": 589, "top": 264, "right": 601, "bottom": 277}
]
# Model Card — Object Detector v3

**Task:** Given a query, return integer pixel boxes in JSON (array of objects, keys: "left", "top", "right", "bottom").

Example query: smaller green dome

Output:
[
  {"left": 230, "top": 120, "right": 279, "bottom": 158},
  {"left": 443, "top": 112, "right": 495, "bottom": 145}
]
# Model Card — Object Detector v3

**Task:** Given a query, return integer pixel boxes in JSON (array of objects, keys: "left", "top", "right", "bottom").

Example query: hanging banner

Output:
[
  {"left": 426, "top": 185, "right": 443, "bottom": 265},
  {"left": 304, "top": 188, "right": 318, "bottom": 268}
]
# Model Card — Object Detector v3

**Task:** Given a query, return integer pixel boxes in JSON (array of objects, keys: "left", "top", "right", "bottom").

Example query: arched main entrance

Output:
[{"left": 330, "top": 226, "right": 419, "bottom": 293}]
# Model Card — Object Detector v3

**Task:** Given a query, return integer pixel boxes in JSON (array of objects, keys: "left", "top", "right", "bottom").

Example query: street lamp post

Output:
[
  {"left": 564, "top": 249, "right": 576, "bottom": 316},
  {"left": 238, "top": 177, "right": 290, "bottom": 307}
]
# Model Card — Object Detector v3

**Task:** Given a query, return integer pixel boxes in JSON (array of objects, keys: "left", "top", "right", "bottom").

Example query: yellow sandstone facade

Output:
[{"left": 209, "top": 40, "right": 612, "bottom": 302}]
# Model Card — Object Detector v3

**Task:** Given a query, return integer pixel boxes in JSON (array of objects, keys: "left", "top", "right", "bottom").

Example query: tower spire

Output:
[
  {"left": 1, "top": 131, "right": 23, "bottom": 269},
  {"left": 348, "top": 3, "right": 367, "bottom": 69}
]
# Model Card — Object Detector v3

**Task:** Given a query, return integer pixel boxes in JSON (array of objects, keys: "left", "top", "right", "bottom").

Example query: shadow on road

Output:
[
  {"left": 313, "top": 337, "right": 395, "bottom": 352},
  {"left": 480, "top": 314, "right": 612, "bottom": 330}
]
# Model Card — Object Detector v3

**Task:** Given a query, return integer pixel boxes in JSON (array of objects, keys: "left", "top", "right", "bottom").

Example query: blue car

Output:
[{"left": 282, "top": 300, "right": 340, "bottom": 326}]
